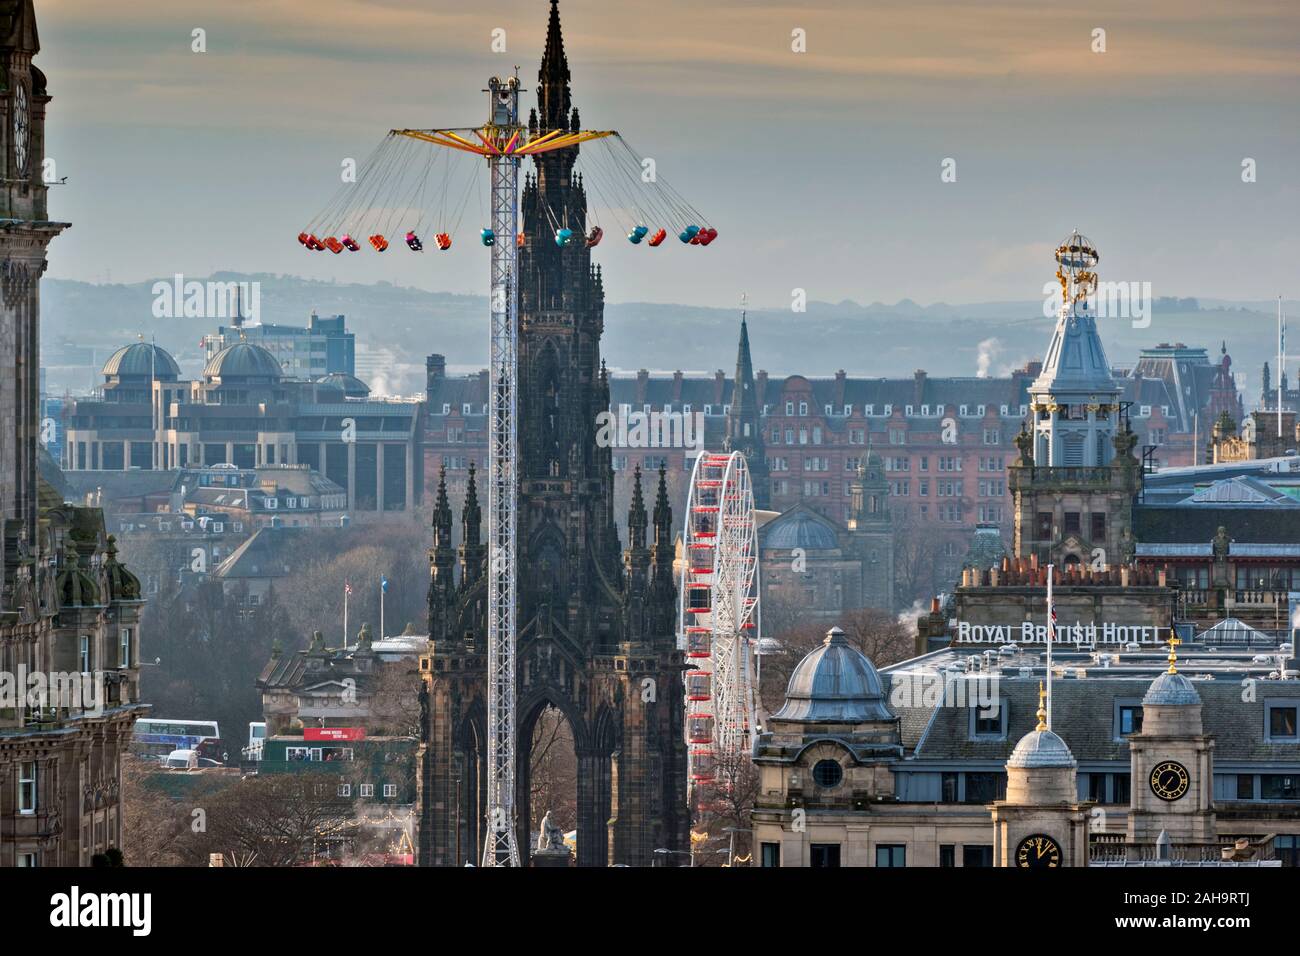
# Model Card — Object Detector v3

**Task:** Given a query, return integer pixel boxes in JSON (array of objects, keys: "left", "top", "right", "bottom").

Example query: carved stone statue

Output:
[
  {"left": 1212, "top": 525, "right": 1231, "bottom": 560},
  {"left": 536, "top": 809, "right": 566, "bottom": 853},
  {"left": 1014, "top": 425, "right": 1033, "bottom": 465},
  {"left": 1119, "top": 527, "right": 1137, "bottom": 565}
]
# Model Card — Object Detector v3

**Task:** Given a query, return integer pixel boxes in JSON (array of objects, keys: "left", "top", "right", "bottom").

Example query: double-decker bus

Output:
[{"left": 131, "top": 718, "right": 221, "bottom": 760}]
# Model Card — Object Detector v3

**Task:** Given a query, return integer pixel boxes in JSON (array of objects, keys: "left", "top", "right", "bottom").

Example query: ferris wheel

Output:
[{"left": 679, "top": 451, "right": 760, "bottom": 791}]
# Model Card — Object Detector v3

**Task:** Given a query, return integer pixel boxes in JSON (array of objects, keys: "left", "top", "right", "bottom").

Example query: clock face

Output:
[
  {"left": 1015, "top": 834, "right": 1062, "bottom": 869},
  {"left": 1149, "top": 760, "right": 1191, "bottom": 801},
  {"left": 13, "top": 81, "right": 29, "bottom": 176}
]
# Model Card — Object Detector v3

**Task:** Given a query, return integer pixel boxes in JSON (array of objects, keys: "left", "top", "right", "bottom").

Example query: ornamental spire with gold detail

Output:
[
  {"left": 1165, "top": 634, "right": 1181, "bottom": 675},
  {"left": 1036, "top": 681, "right": 1048, "bottom": 731}
]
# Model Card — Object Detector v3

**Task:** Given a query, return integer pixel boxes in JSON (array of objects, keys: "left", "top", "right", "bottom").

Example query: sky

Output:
[{"left": 36, "top": 0, "right": 1300, "bottom": 309}]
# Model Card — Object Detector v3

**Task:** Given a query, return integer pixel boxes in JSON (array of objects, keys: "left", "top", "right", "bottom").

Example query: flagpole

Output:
[
  {"left": 380, "top": 579, "right": 386, "bottom": 640},
  {"left": 343, "top": 583, "right": 349, "bottom": 651},
  {"left": 1279, "top": 296, "right": 1284, "bottom": 437},
  {"left": 1046, "top": 562, "right": 1054, "bottom": 730}
]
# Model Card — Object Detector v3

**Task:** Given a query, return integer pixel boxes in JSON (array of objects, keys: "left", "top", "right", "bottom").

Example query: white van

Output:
[{"left": 164, "top": 749, "right": 199, "bottom": 770}]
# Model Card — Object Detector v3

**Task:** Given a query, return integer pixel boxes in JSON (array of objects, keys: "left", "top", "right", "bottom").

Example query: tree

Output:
[
  {"left": 119, "top": 754, "right": 200, "bottom": 867},
  {"left": 529, "top": 705, "right": 578, "bottom": 834},
  {"left": 367, "top": 660, "right": 423, "bottom": 739},
  {"left": 692, "top": 750, "right": 760, "bottom": 867},
  {"left": 178, "top": 772, "right": 360, "bottom": 867}
]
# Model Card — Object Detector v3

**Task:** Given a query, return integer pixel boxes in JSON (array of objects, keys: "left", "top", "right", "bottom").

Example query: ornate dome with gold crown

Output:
[{"left": 1007, "top": 683, "right": 1076, "bottom": 769}]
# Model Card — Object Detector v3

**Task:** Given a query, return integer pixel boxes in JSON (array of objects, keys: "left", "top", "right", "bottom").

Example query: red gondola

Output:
[
  {"left": 297, "top": 232, "right": 310, "bottom": 246},
  {"left": 324, "top": 237, "right": 344, "bottom": 254},
  {"left": 369, "top": 234, "right": 389, "bottom": 252},
  {"left": 647, "top": 228, "right": 667, "bottom": 247},
  {"left": 341, "top": 234, "right": 361, "bottom": 252},
  {"left": 435, "top": 233, "right": 452, "bottom": 251},
  {"left": 585, "top": 226, "right": 603, "bottom": 248},
  {"left": 517, "top": 232, "right": 526, "bottom": 248}
]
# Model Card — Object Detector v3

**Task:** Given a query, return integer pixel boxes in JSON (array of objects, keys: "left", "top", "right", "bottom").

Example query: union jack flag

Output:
[
  {"left": 1049, "top": 605, "right": 1058, "bottom": 641},
  {"left": 344, "top": 581, "right": 353, "bottom": 596}
]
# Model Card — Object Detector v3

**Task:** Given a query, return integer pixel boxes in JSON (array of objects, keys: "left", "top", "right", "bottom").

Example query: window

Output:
[
  {"left": 1036, "top": 512, "right": 1053, "bottom": 539},
  {"left": 964, "top": 773, "right": 1004, "bottom": 804},
  {"left": 1114, "top": 774, "right": 1131, "bottom": 804},
  {"left": 799, "top": 402, "right": 808, "bottom": 416},
  {"left": 1262, "top": 775, "right": 1299, "bottom": 800},
  {"left": 1063, "top": 512, "right": 1081, "bottom": 535},
  {"left": 80, "top": 635, "right": 91, "bottom": 673},
  {"left": 19, "top": 761, "right": 36, "bottom": 814},
  {"left": 1276, "top": 834, "right": 1300, "bottom": 867},
  {"left": 962, "top": 845, "right": 993, "bottom": 867},
  {"left": 982, "top": 429, "right": 1000, "bottom": 445},
  {"left": 971, "top": 702, "right": 1006, "bottom": 739},
  {"left": 338, "top": 784, "right": 352, "bottom": 797},
  {"left": 383, "top": 784, "right": 398, "bottom": 798},
  {"left": 360, "top": 784, "right": 375, "bottom": 797},
  {"left": 1117, "top": 704, "right": 1144, "bottom": 737},
  {"left": 875, "top": 844, "right": 905, "bottom": 868},
  {"left": 1267, "top": 702, "right": 1300, "bottom": 742},
  {"left": 1236, "top": 774, "right": 1255, "bottom": 800},
  {"left": 942, "top": 773, "right": 959, "bottom": 803},
  {"left": 1091, "top": 512, "right": 1106, "bottom": 541},
  {"left": 119, "top": 628, "right": 132, "bottom": 668},
  {"left": 17, "top": 852, "right": 37, "bottom": 867},
  {"left": 810, "top": 843, "right": 841, "bottom": 868},
  {"left": 761, "top": 843, "right": 781, "bottom": 868},
  {"left": 785, "top": 402, "right": 794, "bottom": 415},
  {"left": 812, "top": 759, "right": 843, "bottom": 788},
  {"left": 939, "top": 845, "right": 956, "bottom": 868}
]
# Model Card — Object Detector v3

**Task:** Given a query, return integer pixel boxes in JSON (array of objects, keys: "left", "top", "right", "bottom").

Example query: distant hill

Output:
[{"left": 41, "top": 273, "right": 1291, "bottom": 405}]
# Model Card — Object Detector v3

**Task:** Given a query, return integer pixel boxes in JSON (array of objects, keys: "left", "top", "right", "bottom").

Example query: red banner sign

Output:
[{"left": 304, "top": 727, "right": 366, "bottom": 741}]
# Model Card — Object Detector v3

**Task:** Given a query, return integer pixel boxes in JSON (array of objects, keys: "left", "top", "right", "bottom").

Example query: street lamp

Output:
[{"left": 653, "top": 847, "right": 693, "bottom": 868}]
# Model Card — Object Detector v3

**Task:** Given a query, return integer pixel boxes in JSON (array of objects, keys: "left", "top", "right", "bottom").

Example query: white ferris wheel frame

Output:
[{"left": 678, "top": 450, "right": 761, "bottom": 790}]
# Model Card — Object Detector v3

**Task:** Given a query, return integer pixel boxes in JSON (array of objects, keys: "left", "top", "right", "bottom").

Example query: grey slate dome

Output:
[
  {"left": 102, "top": 342, "right": 180, "bottom": 380},
  {"left": 316, "top": 372, "right": 370, "bottom": 398},
  {"left": 763, "top": 509, "right": 838, "bottom": 551},
  {"left": 203, "top": 342, "right": 283, "bottom": 381},
  {"left": 772, "top": 627, "right": 893, "bottom": 722},
  {"left": 1143, "top": 670, "right": 1201, "bottom": 706},
  {"left": 1007, "top": 728, "right": 1077, "bottom": 769}
]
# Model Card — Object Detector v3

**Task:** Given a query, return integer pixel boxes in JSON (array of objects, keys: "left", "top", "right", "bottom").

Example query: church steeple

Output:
[
  {"left": 723, "top": 295, "right": 769, "bottom": 508},
  {"left": 536, "top": 0, "right": 571, "bottom": 133}
]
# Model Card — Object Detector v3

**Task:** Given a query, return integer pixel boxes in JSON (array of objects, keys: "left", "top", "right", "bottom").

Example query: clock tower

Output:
[
  {"left": 990, "top": 684, "right": 1091, "bottom": 867},
  {"left": 0, "top": 0, "right": 65, "bottom": 593},
  {"left": 1126, "top": 640, "right": 1216, "bottom": 851}
]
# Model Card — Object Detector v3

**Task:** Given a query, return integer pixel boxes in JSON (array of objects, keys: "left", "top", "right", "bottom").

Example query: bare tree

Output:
[
  {"left": 368, "top": 660, "right": 424, "bottom": 738},
  {"left": 529, "top": 705, "right": 578, "bottom": 834},
  {"left": 179, "top": 772, "right": 360, "bottom": 867},
  {"left": 119, "top": 754, "right": 190, "bottom": 866},
  {"left": 692, "top": 750, "right": 760, "bottom": 867}
]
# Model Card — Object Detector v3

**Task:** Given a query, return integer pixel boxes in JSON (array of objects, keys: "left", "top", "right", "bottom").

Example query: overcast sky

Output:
[{"left": 37, "top": 0, "right": 1300, "bottom": 308}]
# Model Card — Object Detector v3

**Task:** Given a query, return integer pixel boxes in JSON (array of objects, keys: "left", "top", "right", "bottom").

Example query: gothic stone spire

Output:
[{"left": 537, "top": 0, "right": 571, "bottom": 132}]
